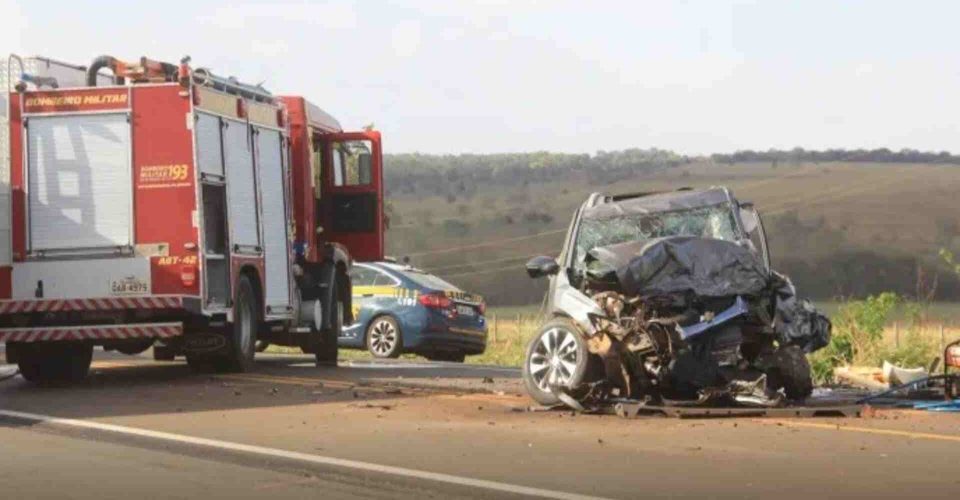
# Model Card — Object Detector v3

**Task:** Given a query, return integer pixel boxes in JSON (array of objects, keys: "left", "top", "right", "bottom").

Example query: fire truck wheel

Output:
[
  {"left": 218, "top": 275, "right": 260, "bottom": 372},
  {"left": 17, "top": 342, "right": 93, "bottom": 384},
  {"left": 185, "top": 353, "right": 215, "bottom": 373},
  {"left": 314, "top": 283, "right": 344, "bottom": 366}
]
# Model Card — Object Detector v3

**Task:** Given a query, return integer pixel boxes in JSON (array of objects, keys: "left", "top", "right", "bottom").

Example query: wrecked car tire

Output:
[
  {"left": 758, "top": 345, "right": 814, "bottom": 400},
  {"left": 522, "top": 318, "right": 591, "bottom": 406}
]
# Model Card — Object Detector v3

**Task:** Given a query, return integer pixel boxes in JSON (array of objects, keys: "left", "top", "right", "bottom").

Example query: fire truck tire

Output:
[
  {"left": 17, "top": 342, "right": 93, "bottom": 384},
  {"left": 217, "top": 275, "right": 259, "bottom": 373},
  {"left": 185, "top": 353, "right": 215, "bottom": 373},
  {"left": 314, "top": 282, "right": 343, "bottom": 366}
]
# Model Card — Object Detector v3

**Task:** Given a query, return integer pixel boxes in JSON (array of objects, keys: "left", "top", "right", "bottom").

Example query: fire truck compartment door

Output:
[
  {"left": 322, "top": 131, "right": 384, "bottom": 262},
  {"left": 223, "top": 119, "right": 260, "bottom": 251},
  {"left": 26, "top": 113, "right": 132, "bottom": 252},
  {"left": 255, "top": 128, "right": 291, "bottom": 312}
]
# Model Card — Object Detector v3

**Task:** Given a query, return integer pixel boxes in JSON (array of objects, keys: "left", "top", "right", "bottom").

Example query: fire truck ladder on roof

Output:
[{"left": 191, "top": 65, "right": 275, "bottom": 104}]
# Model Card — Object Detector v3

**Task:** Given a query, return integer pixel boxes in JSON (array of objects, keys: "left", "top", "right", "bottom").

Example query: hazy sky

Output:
[{"left": 4, "top": 0, "right": 959, "bottom": 155}]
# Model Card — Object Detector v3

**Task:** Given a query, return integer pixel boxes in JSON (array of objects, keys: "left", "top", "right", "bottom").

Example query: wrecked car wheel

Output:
[
  {"left": 522, "top": 318, "right": 590, "bottom": 406},
  {"left": 758, "top": 345, "right": 814, "bottom": 400}
]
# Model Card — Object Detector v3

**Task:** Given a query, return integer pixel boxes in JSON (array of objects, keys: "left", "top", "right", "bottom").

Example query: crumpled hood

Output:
[{"left": 585, "top": 236, "right": 771, "bottom": 298}]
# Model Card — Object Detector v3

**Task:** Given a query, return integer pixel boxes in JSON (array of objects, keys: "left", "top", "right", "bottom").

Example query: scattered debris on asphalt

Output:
[
  {"left": 349, "top": 403, "right": 395, "bottom": 411},
  {"left": 834, "top": 367, "right": 888, "bottom": 391}
]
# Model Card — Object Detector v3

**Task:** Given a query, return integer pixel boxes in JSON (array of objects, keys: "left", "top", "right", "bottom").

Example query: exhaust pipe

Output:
[{"left": 86, "top": 55, "right": 125, "bottom": 86}]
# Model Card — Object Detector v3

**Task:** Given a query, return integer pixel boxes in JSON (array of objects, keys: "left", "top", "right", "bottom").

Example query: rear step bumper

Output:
[
  {"left": 0, "top": 295, "right": 190, "bottom": 314},
  {"left": 0, "top": 322, "right": 183, "bottom": 343}
]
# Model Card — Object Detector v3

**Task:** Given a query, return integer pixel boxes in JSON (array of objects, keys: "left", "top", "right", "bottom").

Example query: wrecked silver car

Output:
[{"left": 523, "top": 187, "right": 830, "bottom": 408}]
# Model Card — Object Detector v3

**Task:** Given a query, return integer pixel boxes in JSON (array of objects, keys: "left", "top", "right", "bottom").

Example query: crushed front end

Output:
[{"left": 524, "top": 188, "right": 831, "bottom": 409}]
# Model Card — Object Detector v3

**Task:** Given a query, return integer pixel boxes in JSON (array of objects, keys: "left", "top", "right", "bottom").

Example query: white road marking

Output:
[{"left": 0, "top": 409, "right": 607, "bottom": 500}]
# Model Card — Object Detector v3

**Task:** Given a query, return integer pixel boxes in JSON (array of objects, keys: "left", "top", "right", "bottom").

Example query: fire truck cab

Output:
[{"left": 0, "top": 54, "right": 384, "bottom": 382}]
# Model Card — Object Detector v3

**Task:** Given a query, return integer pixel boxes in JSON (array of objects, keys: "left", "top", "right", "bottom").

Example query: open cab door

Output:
[{"left": 318, "top": 130, "right": 384, "bottom": 262}]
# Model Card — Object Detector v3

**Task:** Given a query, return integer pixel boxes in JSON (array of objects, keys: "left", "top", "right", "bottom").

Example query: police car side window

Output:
[
  {"left": 372, "top": 271, "right": 399, "bottom": 287},
  {"left": 349, "top": 267, "right": 378, "bottom": 286}
]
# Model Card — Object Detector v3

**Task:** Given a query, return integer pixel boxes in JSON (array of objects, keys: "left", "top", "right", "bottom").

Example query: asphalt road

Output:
[{"left": 2, "top": 349, "right": 960, "bottom": 499}]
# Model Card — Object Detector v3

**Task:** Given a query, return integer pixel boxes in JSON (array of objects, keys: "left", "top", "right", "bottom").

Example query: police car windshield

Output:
[{"left": 402, "top": 270, "right": 459, "bottom": 291}]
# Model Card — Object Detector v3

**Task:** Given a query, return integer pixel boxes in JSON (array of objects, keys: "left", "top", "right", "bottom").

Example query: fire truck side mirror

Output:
[{"left": 358, "top": 153, "right": 372, "bottom": 185}]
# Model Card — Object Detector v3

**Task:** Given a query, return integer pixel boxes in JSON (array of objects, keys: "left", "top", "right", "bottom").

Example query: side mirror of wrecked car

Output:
[{"left": 526, "top": 256, "right": 560, "bottom": 279}]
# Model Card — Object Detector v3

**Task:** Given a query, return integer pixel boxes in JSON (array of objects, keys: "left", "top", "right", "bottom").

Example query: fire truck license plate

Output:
[{"left": 110, "top": 278, "right": 149, "bottom": 295}]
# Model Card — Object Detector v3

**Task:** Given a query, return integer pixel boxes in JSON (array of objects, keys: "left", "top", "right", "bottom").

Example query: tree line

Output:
[
  {"left": 384, "top": 149, "right": 690, "bottom": 198},
  {"left": 384, "top": 147, "right": 960, "bottom": 199},
  {"left": 711, "top": 147, "right": 960, "bottom": 165},
  {"left": 382, "top": 148, "right": 960, "bottom": 304}
]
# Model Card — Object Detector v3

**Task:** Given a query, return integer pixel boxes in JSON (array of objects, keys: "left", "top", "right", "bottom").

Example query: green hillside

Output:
[{"left": 382, "top": 151, "right": 960, "bottom": 306}]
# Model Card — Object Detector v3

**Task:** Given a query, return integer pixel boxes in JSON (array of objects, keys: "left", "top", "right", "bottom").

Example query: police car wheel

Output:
[{"left": 366, "top": 316, "right": 402, "bottom": 359}]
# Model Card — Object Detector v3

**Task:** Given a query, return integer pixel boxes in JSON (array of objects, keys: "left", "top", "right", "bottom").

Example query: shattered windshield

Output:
[{"left": 573, "top": 203, "right": 740, "bottom": 268}]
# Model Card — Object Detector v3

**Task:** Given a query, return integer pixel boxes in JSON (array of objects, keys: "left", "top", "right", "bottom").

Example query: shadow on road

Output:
[{"left": 0, "top": 350, "right": 521, "bottom": 421}]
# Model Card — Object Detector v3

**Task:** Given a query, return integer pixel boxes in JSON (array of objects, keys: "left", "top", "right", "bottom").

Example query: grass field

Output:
[
  {"left": 267, "top": 301, "right": 960, "bottom": 369},
  {"left": 388, "top": 160, "right": 960, "bottom": 258},
  {"left": 385, "top": 161, "right": 960, "bottom": 305}
]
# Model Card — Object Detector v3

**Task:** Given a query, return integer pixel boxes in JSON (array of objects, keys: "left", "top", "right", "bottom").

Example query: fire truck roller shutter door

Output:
[
  {"left": 256, "top": 128, "right": 291, "bottom": 312},
  {"left": 223, "top": 119, "right": 259, "bottom": 250},
  {"left": 26, "top": 113, "right": 132, "bottom": 251},
  {"left": 196, "top": 113, "right": 224, "bottom": 178}
]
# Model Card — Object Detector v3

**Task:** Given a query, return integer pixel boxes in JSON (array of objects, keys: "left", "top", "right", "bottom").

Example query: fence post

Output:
[
  {"left": 894, "top": 322, "right": 900, "bottom": 348},
  {"left": 517, "top": 313, "right": 523, "bottom": 348},
  {"left": 940, "top": 323, "right": 946, "bottom": 353}
]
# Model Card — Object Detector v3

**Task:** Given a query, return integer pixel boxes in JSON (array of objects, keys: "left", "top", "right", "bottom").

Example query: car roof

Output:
[{"left": 582, "top": 186, "right": 735, "bottom": 220}]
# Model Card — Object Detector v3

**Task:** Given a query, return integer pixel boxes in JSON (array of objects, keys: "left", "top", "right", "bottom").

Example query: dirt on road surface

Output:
[{"left": 2, "top": 351, "right": 960, "bottom": 499}]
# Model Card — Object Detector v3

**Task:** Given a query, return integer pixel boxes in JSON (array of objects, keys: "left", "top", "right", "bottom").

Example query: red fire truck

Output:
[{"left": 0, "top": 54, "right": 384, "bottom": 382}]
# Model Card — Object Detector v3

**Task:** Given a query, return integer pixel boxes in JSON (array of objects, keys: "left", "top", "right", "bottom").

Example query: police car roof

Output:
[{"left": 367, "top": 261, "right": 422, "bottom": 273}]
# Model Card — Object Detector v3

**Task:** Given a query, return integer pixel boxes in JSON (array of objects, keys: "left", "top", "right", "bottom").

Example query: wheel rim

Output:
[
  {"left": 369, "top": 319, "right": 397, "bottom": 356},
  {"left": 528, "top": 327, "right": 579, "bottom": 392}
]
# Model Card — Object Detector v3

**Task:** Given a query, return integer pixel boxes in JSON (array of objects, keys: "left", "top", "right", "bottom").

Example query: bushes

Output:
[{"left": 809, "top": 292, "right": 939, "bottom": 383}]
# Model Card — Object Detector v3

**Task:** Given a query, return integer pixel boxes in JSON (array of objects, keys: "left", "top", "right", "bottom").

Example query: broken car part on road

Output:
[{"left": 523, "top": 188, "right": 831, "bottom": 411}]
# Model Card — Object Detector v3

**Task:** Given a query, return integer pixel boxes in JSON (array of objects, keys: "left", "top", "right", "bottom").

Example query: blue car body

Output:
[{"left": 341, "top": 262, "right": 488, "bottom": 355}]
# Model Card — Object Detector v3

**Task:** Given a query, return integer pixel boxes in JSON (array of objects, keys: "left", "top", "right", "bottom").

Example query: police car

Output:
[{"left": 342, "top": 262, "right": 488, "bottom": 362}]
